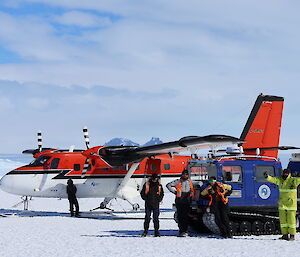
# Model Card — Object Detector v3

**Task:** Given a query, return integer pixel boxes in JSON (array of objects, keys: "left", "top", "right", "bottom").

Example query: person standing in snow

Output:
[
  {"left": 166, "top": 169, "right": 195, "bottom": 237},
  {"left": 201, "top": 176, "right": 232, "bottom": 238},
  {"left": 67, "top": 178, "right": 79, "bottom": 217},
  {"left": 264, "top": 168, "right": 300, "bottom": 241},
  {"left": 140, "top": 173, "right": 164, "bottom": 237}
]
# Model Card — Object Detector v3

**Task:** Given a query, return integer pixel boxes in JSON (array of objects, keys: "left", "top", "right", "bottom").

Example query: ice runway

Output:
[{"left": 0, "top": 155, "right": 299, "bottom": 257}]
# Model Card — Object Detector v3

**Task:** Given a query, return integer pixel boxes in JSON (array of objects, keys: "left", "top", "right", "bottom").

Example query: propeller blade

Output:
[
  {"left": 37, "top": 131, "right": 42, "bottom": 152},
  {"left": 83, "top": 126, "right": 90, "bottom": 149}
]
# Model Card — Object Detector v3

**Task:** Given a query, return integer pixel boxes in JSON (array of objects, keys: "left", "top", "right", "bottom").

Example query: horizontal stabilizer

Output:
[{"left": 244, "top": 146, "right": 300, "bottom": 151}]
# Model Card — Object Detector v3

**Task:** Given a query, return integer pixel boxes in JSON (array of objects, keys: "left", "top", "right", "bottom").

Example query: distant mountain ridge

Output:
[{"left": 105, "top": 137, "right": 163, "bottom": 146}]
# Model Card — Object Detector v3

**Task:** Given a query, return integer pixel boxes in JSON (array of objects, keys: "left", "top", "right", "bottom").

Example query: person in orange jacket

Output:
[
  {"left": 201, "top": 176, "right": 232, "bottom": 238},
  {"left": 140, "top": 173, "right": 164, "bottom": 237},
  {"left": 167, "top": 170, "right": 195, "bottom": 237}
]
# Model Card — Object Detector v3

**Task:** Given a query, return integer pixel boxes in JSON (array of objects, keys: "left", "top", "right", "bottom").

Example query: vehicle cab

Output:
[{"left": 188, "top": 156, "right": 282, "bottom": 213}]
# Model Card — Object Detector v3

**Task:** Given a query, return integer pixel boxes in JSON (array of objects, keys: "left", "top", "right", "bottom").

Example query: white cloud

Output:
[
  {"left": 26, "top": 98, "right": 49, "bottom": 109},
  {"left": 0, "top": 96, "right": 13, "bottom": 111},
  {"left": 0, "top": 12, "right": 81, "bottom": 61},
  {"left": 53, "top": 11, "right": 112, "bottom": 28},
  {"left": 0, "top": 1, "right": 300, "bottom": 152}
]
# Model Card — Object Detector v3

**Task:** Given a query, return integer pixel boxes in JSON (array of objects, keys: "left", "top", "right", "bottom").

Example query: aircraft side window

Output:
[
  {"left": 50, "top": 158, "right": 60, "bottom": 169},
  {"left": 222, "top": 166, "right": 242, "bottom": 182},
  {"left": 164, "top": 163, "right": 170, "bottom": 170},
  {"left": 74, "top": 164, "right": 81, "bottom": 171},
  {"left": 151, "top": 163, "right": 157, "bottom": 171},
  {"left": 256, "top": 166, "right": 275, "bottom": 182}
]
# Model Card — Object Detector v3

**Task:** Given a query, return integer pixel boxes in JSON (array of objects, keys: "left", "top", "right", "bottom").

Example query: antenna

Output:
[
  {"left": 83, "top": 126, "right": 90, "bottom": 149},
  {"left": 37, "top": 131, "right": 42, "bottom": 152}
]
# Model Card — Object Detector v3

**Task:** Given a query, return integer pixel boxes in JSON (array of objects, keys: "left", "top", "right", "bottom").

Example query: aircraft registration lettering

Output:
[{"left": 249, "top": 129, "right": 264, "bottom": 133}]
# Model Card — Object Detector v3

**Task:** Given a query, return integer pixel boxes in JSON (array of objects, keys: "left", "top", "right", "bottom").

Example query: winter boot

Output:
[
  {"left": 279, "top": 234, "right": 289, "bottom": 240},
  {"left": 154, "top": 230, "right": 161, "bottom": 237},
  {"left": 141, "top": 230, "right": 148, "bottom": 237},
  {"left": 178, "top": 232, "right": 188, "bottom": 237},
  {"left": 289, "top": 235, "right": 295, "bottom": 241}
]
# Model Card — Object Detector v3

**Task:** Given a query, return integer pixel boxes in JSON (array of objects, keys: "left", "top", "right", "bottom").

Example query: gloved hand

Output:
[
  {"left": 263, "top": 172, "right": 268, "bottom": 178},
  {"left": 224, "top": 189, "right": 232, "bottom": 197}
]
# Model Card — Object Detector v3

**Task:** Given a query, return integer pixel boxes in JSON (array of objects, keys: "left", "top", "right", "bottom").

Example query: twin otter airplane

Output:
[{"left": 0, "top": 94, "right": 284, "bottom": 210}]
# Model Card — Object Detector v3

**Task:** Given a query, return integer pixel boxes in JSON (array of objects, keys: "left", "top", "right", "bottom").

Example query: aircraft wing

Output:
[
  {"left": 97, "top": 134, "right": 243, "bottom": 166},
  {"left": 135, "top": 135, "right": 242, "bottom": 154}
]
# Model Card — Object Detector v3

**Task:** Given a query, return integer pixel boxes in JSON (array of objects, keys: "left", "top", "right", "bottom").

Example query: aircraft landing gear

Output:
[
  {"left": 11, "top": 196, "right": 32, "bottom": 210},
  {"left": 132, "top": 203, "right": 140, "bottom": 211},
  {"left": 90, "top": 197, "right": 114, "bottom": 212}
]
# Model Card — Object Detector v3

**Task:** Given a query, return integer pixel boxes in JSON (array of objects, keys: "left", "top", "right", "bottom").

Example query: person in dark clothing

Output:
[
  {"left": 201, "top": 176, "right": 232, "bottom": 238},
  {"left": 166, "top": 170, "right": 195, "bottom": 237},
  {"left": 67, "top": 179, "right": 79, "bottom": 217},
  {"left": 140, "top": 173, "right": 164, "bottom": 237}
]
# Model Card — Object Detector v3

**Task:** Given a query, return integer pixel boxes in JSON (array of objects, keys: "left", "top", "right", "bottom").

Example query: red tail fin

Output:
[{"left": 240, "top": 94, "right": 284, "bottom": 159}]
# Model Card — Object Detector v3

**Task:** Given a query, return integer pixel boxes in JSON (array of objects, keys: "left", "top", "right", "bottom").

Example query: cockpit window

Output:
[
  {"left": 26, "top": 155, "right": 51, "bottom": 167},
  {"left": 50, "top": 158, "right": 60, "bottom": 169},
  {"left": 188, "top": 162, "right": 217, "bottom": 180}
]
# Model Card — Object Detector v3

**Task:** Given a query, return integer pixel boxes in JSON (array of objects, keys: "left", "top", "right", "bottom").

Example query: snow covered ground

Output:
[{"left": 0, "top": 154, "right": 299, "bottom": 257}]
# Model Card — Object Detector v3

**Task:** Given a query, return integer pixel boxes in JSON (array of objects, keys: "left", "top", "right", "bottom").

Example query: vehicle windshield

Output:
[
  {"left": 188, "top": 160, "right": 217, "bottom": 181},
  {"left": 26, "top": 155, "right": 51, "bottom": 167}
]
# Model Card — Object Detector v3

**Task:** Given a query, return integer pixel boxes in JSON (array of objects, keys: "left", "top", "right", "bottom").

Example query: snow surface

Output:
[{"left": 0, "top": 155, "right": 299, "bottom": 257}]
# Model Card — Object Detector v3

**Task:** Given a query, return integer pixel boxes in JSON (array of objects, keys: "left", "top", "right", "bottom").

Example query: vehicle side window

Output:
[
  {"left": 50, "top": 158, "right": 60, "bottom": 169},
  {"left": 256, "top": 166, "right": 275, "bottom": 182},
  {"left": 164, "top": 163, "right": 170, "bottom": 170},
  {"left": 222, "top": 166, "right": 242, "bottom": 182},
  {"left": 74, "top": 164, "right": 81, "bottom": 171}
]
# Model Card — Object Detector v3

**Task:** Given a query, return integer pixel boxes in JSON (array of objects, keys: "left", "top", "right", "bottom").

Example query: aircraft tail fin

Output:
[{"left": 240, "top": 94, "right": 284, "bottom": 159}]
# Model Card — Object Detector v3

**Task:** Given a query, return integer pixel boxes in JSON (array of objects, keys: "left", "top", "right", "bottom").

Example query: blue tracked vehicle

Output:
[{"left": 187, "top": 156, "right": 285, "bottom": 235}]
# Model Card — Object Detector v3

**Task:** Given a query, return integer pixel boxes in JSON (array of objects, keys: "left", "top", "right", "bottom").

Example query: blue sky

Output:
[{"left": 0, "top": 0, "right": 300, "bottom": 153}]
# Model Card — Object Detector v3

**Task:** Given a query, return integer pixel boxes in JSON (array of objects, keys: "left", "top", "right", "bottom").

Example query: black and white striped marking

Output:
[
  {"left": 37, "top": 131, "right": 42, "bottom": 152},
  {"left": 81, "top": 158, "right": 90, "bottom": 177},
  {"left": 83, "top": 126, "right": 90, "bottom": 149}
]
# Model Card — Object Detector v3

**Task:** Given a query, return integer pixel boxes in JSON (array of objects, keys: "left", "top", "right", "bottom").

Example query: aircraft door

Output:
[
  {"left": 145, "top": 159, "right": 162, "bottom": 176},
  {"left": 220, "top": 165, "right": 245, "bottom": 203},
  {"left": 253, "top": 165, "right": 279, "bottom": 205}
]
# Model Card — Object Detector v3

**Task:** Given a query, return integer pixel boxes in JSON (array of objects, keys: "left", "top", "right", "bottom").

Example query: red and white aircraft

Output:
[
  {"left": 0, "top": 94, "right": 285, "bottom": 210},
  {"left": 0, "top": 130, "right": 240, "bottom": 209}
]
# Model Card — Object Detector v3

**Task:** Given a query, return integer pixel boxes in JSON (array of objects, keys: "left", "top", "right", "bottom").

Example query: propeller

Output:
[
  {"left": 83, "top": 126, "right": 90, "bottom": 149},
  {"left": 22, "top": 131, "right": 54, "bottom": 155},
  {"left": 37, "top": 131, "right": 42, "bottom": 152},
  {"left": 82, "top": 126, "right": 91, "bottom": 177}
]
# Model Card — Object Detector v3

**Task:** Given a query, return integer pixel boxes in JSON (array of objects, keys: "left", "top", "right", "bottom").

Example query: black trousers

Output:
[
  {"left": 176, "top": 203, "right": 190, "bottom": 233},
  {"left": 68, "top": 197, "right": 79, "bottom": 216},
  {"left": 144, "top": 207, "right": 160, "bottom": 232},
  {"left": 212, "top": 202, "right": 230, "bottom": 236}
]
